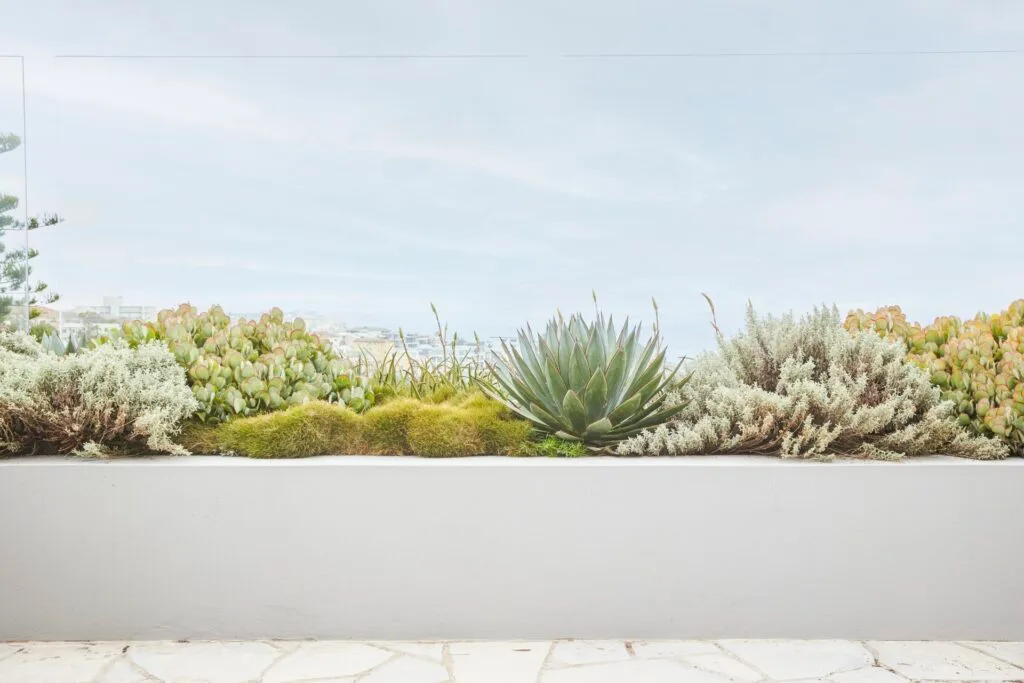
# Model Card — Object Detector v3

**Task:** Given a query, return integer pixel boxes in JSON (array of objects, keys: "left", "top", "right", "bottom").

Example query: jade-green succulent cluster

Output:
[
  {"left": 481, "top": 310, "right": 686, "bottom": 449},
  {"left": 98, "top": 304, "right": 374, "bottom": 423},
  {"left": 845, "top": 301, "right": 1024, "bottom": 454}
]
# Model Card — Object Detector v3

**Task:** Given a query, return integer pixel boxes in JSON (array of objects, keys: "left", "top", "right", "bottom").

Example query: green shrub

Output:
[
  {"left": 0, "top": 337, "right": 197, "bottom": 456},
  {"left": 481, "top": 306, "right": 685, "bottom": 450},
  {"left": 98, "top": 303, "right": 374, "bottom": 424},
  {"left": 214, "top": 401, "right": 362, "bottom": 458},
  {"left": 846, "top": 301, "right": 1024, "bottom": 455},
  {"left": 618, "top": 303, "right": 1006, "bottom": 460}
]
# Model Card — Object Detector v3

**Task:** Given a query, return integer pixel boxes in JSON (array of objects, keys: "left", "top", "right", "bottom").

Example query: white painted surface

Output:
[{"left": 1, "top": 456, "right": 1022, "bottom": 641}]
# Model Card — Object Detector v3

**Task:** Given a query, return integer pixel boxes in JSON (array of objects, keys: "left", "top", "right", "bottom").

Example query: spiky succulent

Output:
[
  {"left": 481, "top": 311, "right": 685, "bottom": 449},
  {"left": 38, "top": 331, "right": 85, "bottom": 355}
]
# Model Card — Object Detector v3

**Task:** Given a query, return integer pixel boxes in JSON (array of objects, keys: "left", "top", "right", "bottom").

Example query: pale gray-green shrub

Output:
[
  {"left": 617, "top": 305, "right": 1007, "bottom": 460},
  {"left": 0, "top": 329, "right": 43, "bottom": 357},
  {"left": 0, "top": 336, "right": 198, "bottom": 455}
]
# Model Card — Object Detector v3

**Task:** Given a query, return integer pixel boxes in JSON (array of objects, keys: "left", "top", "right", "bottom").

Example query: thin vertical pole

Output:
[{"left": 20, "top": 56, "right": 29, "bottom": 331}]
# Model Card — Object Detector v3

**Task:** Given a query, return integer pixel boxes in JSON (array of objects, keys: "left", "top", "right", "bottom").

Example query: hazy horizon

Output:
[{"left": 2, "top": 1, "right": 1023, "bottom": 355}]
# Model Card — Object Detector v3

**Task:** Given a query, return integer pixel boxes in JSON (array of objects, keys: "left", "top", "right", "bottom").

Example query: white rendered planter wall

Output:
[{"left": 1, "top": 455, "right": 1022, "bottom": 641}]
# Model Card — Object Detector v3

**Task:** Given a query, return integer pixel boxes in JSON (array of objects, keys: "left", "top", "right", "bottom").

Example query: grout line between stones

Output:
[
  {"left": 861, "top": 640, "right": 910, "bottom": 681},
  {"left": 0, "top": 646, "right": 25, "bottom": 665},
  {"left": 442, "top": 642, "right": 456, "bottom": 682},
  {"left": 532, "top": 640, "right": 557, "bottom": 683},
  {"left": 353, "top": 652, "right": 401, "bottom": 682},
  {"left": 711, "top": 640, "right": 772, "bottom": 680},
  {"left": 255, "top": 640, "right": 295, "bottom": 682},
  {"left": 955, "top": 641, "right": 1024, "bottom": 675},
  {"left": 369, "top": 642, "right": 447, "bottom": 665}
]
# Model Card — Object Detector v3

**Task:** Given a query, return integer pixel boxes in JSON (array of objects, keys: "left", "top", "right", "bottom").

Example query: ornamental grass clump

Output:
[
  {"left": 617, "top": 302, "right": 1006, "bottom": 460},
  {"left": 845, "top": 301, "right": 1024, "bottom": 455},
  {"left": 0, "top": 332, "right": 198, "bottom": 456},
  {"left": 482, "top": 305, "right": 685, "bottom": 450}
]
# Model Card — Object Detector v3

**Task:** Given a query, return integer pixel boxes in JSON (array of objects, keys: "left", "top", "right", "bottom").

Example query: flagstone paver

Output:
[
  {"left": 868, "top": 640, "right": 1024, "bottom": 681},
  {"left": 2, "top": 639, "right": 1024, "bottom": 682}
]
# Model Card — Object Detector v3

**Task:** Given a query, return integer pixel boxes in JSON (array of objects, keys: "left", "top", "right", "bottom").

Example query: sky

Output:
[{"left": 1, "top": 0, "right": 1023, "bottom": 355}]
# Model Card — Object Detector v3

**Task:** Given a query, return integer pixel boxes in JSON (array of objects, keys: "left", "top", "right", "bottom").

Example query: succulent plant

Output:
[
  {"left": 96, "top": 304, "right": 375, "bottom": 423},
  {"left": 845, "top": 300, "right": 1024, "bottom": 455},
  {"left": 37, "top": 331, "right": 85, "bottom": 355},
  {"left": 481, "top": 310, "right": 686, "bottom": 449}
]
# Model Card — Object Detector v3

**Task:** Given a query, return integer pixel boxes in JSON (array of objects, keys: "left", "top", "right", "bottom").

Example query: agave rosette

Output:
[{"left": 482, "top": 311, "right": 686, "bottom": 448}]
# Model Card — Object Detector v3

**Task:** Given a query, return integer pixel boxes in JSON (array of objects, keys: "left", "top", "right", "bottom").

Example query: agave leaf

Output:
[
  {"left": 554, "top": 430, "right": 582, "bottom": 442},
  {"left": 616, "top": 316, "right": 631, "bottom": 349},
  {"left": 630, "top": 358, "right": 668, "bottom": 405},
  {"left": 608, "top": 391, "right": 643, "bottom": 425},
  {"left": 622, "top": 348, "right": 663, "bottom": 401},
  {"left": 545, "top": 356, "right": 569, "bottom": 406},
  {"left": 507, "top": 342, "right": 556, "bottom": 407},
  {"left": 609, "top": 399, "right": 688, "bottom": 435},
  {"left": 624, "top": 340, "right": 663, "bottom": 396},
  {"left": 583, "top": 370, "right": 609, "bottom": 424},
  {"left": 568, "top": 343, "right": 589, "bottom": 390},
  {"left": 487, "top": 368, "right": 538, "bottom": 412},
  {"left": 586, "top": 324, "right": 603, "bottom": 372},
  {"left": 604, "top": 347, "right": 628, "bottom": 404},
  {"left": 502, "top": 371, "right": 546, "bottom": 412},
  {"left": 537, "top": 336, "right": 560, "bottom": 375},
  {"left": 562, "top": 390, "right": 588, "bottom": 433},
  {"left": 619, "top": 326, "right": 641, "bottom": 379},
  {"left": 644, "top": 358, "right": 687, "bottom": 403},
  {"left": 556, "top": 326, "right": 572, "bottom": 375},
  {"left": 584, "top": 417, "right": 613, "bottom": 438},
  {"left": 516, "top": 331, "right": 547, "bottom": 378},
  {"left": 526, "top": 401, "right": 567, "bottom": 432}
]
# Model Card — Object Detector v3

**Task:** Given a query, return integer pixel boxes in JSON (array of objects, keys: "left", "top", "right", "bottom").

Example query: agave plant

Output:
[
  {"left": 38, "top": 331, "right": 86, "bottom": 355},
  {"left": 481, "top": 310, "right": 686, "bottom": 449}
]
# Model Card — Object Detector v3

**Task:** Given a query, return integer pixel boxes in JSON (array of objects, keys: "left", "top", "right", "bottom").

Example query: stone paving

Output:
[{"left": 1, "top": 639, "right": 1023, "bottom": 682}]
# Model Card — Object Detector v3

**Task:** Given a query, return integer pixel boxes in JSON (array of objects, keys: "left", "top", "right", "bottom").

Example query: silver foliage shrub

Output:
[
  {"left": 0, "top": 332, "right": 198, "bottom": 455},
  {"left": 616, "top": 305, "right": 1007, "bottom": 460},
  {"left": 0, "top": 329, "right": 43, "bottom": 357}
]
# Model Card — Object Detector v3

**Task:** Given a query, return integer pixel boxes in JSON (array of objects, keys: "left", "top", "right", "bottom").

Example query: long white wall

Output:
[{"left": 1, "top": 456, "right": 1022, "bottom": 641}]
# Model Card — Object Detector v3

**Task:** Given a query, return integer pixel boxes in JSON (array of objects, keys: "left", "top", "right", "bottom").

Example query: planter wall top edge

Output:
[{"left": 1, "top": 454, "right": 1022, "bottom": 468}]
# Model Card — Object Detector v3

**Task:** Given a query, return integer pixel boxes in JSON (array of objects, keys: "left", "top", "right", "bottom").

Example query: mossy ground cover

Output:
[{"left": 180, "top": 391, "right": 539, "bottom": 458}]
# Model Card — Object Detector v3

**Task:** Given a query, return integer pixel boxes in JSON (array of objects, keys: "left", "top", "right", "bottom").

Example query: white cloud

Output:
[{"left": 134, "top": 254, "right": 417, "bottom": 282}]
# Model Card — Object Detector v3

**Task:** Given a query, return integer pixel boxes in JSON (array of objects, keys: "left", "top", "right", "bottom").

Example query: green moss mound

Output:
[
  {"left": 186, "top": 391, "right": 536, "bottom": 458},
  {"left": 215, "top": 401, "right": 362, "bottom": 458},
  {"left": 407, "top": 404, "right": 483, "bottom": 457},
  {"left": 361, "top": 398, "right": 420, "bottom": 454}
]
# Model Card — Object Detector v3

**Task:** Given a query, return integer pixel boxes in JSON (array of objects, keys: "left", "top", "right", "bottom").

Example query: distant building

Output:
[
  {"left": 351, "top": 337, "right": 396, "bottom": 363},
  {"left": 49, "top": 295, "right": 158, "bottom": 335},
  {"left": 72, "top": 296, "right": 157, "bottom": 323}
]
